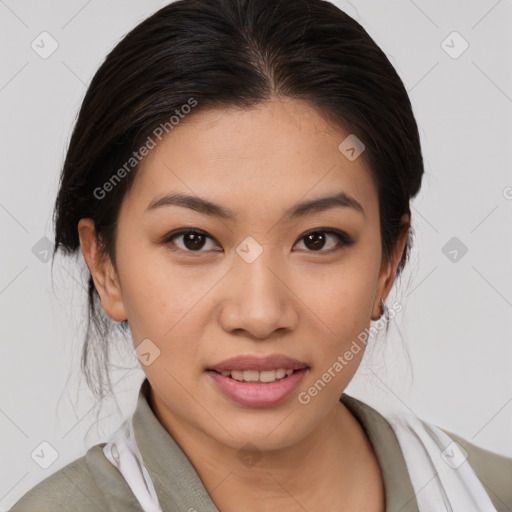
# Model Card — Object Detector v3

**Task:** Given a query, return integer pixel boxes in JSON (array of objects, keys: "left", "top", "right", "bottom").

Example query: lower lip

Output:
[{"left": 206, "top": 369, "right": 308, "bottom": 408}]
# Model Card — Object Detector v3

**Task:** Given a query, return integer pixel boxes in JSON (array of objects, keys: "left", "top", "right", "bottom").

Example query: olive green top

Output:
[{"left": 9, "top": 379, "right": 512, "bottom": 511}]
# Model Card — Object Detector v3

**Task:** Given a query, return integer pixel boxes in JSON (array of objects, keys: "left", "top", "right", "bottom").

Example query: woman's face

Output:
[{"left": 81, "top": 97, "right": 407, "bottom": 452}]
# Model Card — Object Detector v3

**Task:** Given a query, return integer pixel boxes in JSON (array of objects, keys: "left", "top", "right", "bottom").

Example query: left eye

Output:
[
  {"left": 294, "top": 230, "right": 352, "bottom": 252},
  {"left": 162, "top": 229, "right": 352, "bottom": 253}
]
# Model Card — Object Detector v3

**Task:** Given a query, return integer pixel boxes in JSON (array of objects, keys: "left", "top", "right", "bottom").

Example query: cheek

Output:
[
  {"left": 299, "top": 249, "right": 381, "bottom": 391},
  {"left": 115, "top": 245, "right": 183, "bottom": 339},
  {"left": 301, "top": 256, "right": 379, "bottom": 334},
  {"left": 117, "top": 246, "right": 217, "bottom": 354},
  {"left": 311, "top": 281, "right": 374, "bottom": 381},
  {"left": 299, "top": 272, "right": 376, "bottom": 405}
]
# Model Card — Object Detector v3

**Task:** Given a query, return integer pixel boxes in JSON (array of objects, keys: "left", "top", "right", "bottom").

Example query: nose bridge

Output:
[
  {"left": 240, "top": 247, "right": 279, "bottom": 293},
  {"left": 221, "top": 239, "right": 296, "bottom": 337}
]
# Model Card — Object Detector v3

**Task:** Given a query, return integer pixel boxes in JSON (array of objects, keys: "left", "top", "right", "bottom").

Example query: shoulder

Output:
[
  {"left": 8, "top": 444, "right": 142, "bottom": 512},
  {"left": 440, "top": 428, "right": 512, "bottom": 512},
  {"left": 9, "top": 445, "right": 108, "bottom": 512}
]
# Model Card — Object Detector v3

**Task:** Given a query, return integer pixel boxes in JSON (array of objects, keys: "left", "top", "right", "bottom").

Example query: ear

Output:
[
  {"left": 371, "top": 213, "right": 410, "bottom": 320},
  {"left": 77, "top": 218, "right": 127, "bottom": 322}
]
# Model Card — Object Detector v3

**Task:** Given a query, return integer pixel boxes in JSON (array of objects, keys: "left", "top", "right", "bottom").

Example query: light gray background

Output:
[{"left": 1, "top": 0, "right": 511, "bottom": 509}]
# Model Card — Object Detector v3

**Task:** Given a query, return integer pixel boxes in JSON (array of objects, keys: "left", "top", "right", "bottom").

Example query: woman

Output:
[{"left": 10, "top": 0, "right": 511, "bottom": 511}]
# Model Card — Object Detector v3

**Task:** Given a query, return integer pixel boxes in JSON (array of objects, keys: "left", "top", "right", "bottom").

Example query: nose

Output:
[{"left": 219, "top": 251, "right": 299, "bottom": 339}]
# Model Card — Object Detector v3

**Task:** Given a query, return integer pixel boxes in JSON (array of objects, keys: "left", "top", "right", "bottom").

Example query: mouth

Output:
[{"left": 205, "top": 354, "right": 310, "bottom": 406}]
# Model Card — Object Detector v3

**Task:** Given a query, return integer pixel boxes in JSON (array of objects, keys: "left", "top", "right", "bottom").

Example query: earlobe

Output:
[
  {"left": 371, "top": 214, "right": 410, "bottom": 320},
  {"left": 77, "top": 219, "right": 128, "bottom": 322}
]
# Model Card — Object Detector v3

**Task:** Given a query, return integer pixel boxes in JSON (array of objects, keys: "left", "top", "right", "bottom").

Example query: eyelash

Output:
[{"left": 161, "top": 228, "right": 354, "bottom": 254}]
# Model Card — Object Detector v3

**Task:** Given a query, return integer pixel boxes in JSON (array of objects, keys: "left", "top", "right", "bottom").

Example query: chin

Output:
[{"left": 207, "top": 410, "right": 310, "bottom": 450}]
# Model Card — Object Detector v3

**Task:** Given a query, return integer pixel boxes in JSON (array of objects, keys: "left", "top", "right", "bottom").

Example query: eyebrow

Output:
[{"left": 145, "top": 191, "right": 365, "bottom": 220}]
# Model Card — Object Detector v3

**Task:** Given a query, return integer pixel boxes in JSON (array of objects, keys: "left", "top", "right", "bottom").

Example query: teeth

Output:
[
  {"left": 259, "top": 370, "right": 276, "bottom": 383},
  {"left": 242, "top": 370, "right": 260, "bottom": 382},
  {"left": 219, "top": 368, "right": 299, "bottom": 382},
  {"left": 231, "top": 370, "right": 244, "bottom": 381}
]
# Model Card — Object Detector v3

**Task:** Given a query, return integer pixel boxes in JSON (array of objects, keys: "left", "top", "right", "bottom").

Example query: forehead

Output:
[{"left": 123, "top": 97, "right": 378, "bottom": 222}]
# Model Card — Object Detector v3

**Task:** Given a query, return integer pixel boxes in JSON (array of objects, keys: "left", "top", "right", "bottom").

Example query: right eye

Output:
[{"left": 162, "top": 229, "right": 221, "bottom": 253}]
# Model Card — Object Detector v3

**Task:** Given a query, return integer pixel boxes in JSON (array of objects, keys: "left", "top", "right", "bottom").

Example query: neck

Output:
[{"left": 149, "top": 391, "right": 385, "bottom": 511}]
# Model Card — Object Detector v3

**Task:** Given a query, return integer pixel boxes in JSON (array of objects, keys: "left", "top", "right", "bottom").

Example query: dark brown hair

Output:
[{"left": 53, "top": 0, "right": 424, "bottom": 400}]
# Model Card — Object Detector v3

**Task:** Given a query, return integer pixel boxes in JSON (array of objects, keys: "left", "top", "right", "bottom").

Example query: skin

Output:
[{"left": 79, "top": 96, "right": 409, "bottom": 511}]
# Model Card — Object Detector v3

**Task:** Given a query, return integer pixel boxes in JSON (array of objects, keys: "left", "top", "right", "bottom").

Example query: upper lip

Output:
[{"left": 207, "top": 354, "right": 309, "bottom": 372}]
